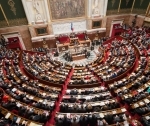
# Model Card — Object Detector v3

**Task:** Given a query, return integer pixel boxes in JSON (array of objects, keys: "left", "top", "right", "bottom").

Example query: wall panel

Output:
[
  {"left": 132, "top": 0, "right": 150, "bottom": 14},
  {"left": 106, "top": 0, "right": 120, "bottom": 15},
  {"left": 0, "top": 0, "right": 27, "bottom": 27}
]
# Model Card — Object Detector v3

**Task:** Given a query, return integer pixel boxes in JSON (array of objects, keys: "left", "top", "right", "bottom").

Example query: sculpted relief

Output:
[
  {"left": 92, "top": 0, "right": 106, "bottom": 17},
  {"left": 32, "top": 0, "right": 43, "bottom": 23},
  {"left": 52, "top": 21, "right": 86, "bottom": 34},
  {"left": 92, "top": 0, "right": 100, "bottom": 16},
  {"left": 49, "top": 0, "right": 85, "bottom": 20}
]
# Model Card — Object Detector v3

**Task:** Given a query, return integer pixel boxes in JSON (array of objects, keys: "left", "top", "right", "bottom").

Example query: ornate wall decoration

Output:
[
  {"left": 0, "top": 18, "right": 28, "bottom": 28},
  {"left": 126, "top": 0, "right": 130, "bottom": 6},
  {"left": 92, "top": 0, "right": 100, "bottom": 16},
  {"left": 8, "top": 0, "right": 16, "bottom": 15},
  {"left": 0, "top": 20, "right": 8, "bottom": 28},
  {"left": 132, "top": 0, "right": 149, "bottom": 15},
  {"left": 107, "top": 0, "right": 120, "bottom": 15},
  {"left": 107, "top": 10, "right": 118, "bottom": 15},
  {"left": 32, "top": 0, "right": 43, "bottom": 23},
  {"left": 52, "top": 20, "right": 86, "bottom": 34},
  {"left": 146, "top": 3, "right": 150, "bottom": 17},
  {"left": 140, "top": 0, "right": 144, "bottom": 6},
  {"left": 111, "top": 0, "right": 116, "bottom": 7},
  {"left": 48, "top": 0, "right": 85, "bottom": 20}
]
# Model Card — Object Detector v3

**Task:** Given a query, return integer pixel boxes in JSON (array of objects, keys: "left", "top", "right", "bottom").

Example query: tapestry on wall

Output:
[{"left": 49, "top": 0, "right": 85, "bottom": 20}]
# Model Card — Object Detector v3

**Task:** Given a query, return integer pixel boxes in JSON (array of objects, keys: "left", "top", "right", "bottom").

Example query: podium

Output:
[
  {"left": 57, "top": 43, "right": 69, "bottom": 52},
  {"left": 72, "top": 54, "right": 85, "bottom": 61},
  {"left": 79, "top": 40, "right": 91, "bottom": 47},
  {"left": 56, "top": 37, "right": 91, "bottom": 53}
]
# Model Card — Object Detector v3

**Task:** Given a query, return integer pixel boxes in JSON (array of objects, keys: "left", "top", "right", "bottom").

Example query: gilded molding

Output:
[
  {"left": 0, "top": 4, "right": 9, "bottom": 26},
  {"left": 133, "top": 8, "right": 146, "bottom": 15},
  {"left": 146, "top": 3, "right": 150, "bottom": 16},
  {"left": 0, "top": 20, "right": 8, "bottom": 28},
  {"left": 119, "top": 8, "right": 131, "bottom": 13},
  {"left": 118, "top": 0, "right": 121, "bottom": 12},
  {"left": 0, "top": 18, "right": 28, "bottom": 28},
  {"left": 8, "top": 0, "right": 16, "bottom": 15},
  {"left": 131, "top": 0, "right": 135, "bottom": 12},
  {"left": 107, "top": 10, "right": 119, "bottom": 15}
]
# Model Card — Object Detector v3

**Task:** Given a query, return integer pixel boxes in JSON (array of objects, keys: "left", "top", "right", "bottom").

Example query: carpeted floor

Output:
[
  {"left": 46, "top": 58, "right": 140, "bottom": 126},
  {"left": 45, "top": 36, "right": 142, "bottom": 126},
  {"left": 46, "top": 69, "right": 74, "bottom": 126},
  {"left": 54, "top": 47, "right": 98, "bottom": 66}
]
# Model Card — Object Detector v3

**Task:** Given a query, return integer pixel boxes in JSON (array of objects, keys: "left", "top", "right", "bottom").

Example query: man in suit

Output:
[
  {"left": 70, "top": 89, "right": 78, "bottom": 95},
  {"left": 104, "top": 112, "right": 113, "bottom": 125},
  {"left": 79, "top": 115, "right": 88, "bottom": 126},
  {"left": 70, "top": 96, "right": 76, "bottom": 103},
  {"left": 62, "top": 115, "right": 71, "bottom": 126},
  {"left": 55, "top": 116, "right": 63, "bottom": 126},
  {"left": 88, "top": 114, "right": 97, "bottom": 126}
]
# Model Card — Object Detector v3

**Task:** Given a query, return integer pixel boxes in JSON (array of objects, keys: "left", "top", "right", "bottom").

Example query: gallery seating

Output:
[{"left": 0, "top": 26, "right": 149, "bottom": 126}]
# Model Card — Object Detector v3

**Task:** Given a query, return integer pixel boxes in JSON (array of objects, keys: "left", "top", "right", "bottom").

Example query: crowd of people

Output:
[{"left": 0, "top": 26, "right": 149, "bottom": 126}]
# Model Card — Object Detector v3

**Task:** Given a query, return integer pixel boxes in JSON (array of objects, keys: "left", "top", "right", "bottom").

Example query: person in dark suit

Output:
[
  {"left": 82, "top": 105, "right": 87, "bottom": 113},
  {"left": 79, "top": 115, "right": 88, "bottom": 126},
  {"left": 70, "top": 89, "right": 78, "bottom": 95},
  {"left": 18, "top": 106, "right": 26, "bottom": 117},
  {"left": 62, "top": 115, "right": 71, "bottom": 126},
  {"left": 40, "top": 113, "right": 49, "bottom": 123},
  {"left": 88, "top": 114, "right": 97, "bottom": 126},
  {"left": 31, "top": 113, "right": 41, "bottom": 122},
  {"left": 70, "top": 96, "right": 76, "bottom": 103},
  {"left": 104, "top": 112, "right": 113, "bottom": 125},
  {"left": 55, "top": 116, "right": 63, "bottom": 126}
]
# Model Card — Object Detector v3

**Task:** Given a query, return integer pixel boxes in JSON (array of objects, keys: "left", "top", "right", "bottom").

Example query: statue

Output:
[
  {"left": 92, "top": 0, "right": 100, "bottom": 16},
  {"left": 32, "top": 0, "right": 43, "bottom": 23}
]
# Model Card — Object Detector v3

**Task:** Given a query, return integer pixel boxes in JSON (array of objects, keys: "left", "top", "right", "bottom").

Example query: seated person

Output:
[
  {"left": 70, "top": 96, "right": 77, "bottom": 103},
  {"left": 70, "top": 33, "right": 76, "bottom": 38}
]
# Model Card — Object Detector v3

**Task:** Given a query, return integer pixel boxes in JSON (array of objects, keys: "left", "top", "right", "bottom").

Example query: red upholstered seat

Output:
[
  {"left": 76, "top": 33, "right": 85, "bottom": 40},
  {"left": 7, "top": 37, "right": 22, "bottom": 49},
  {"left": 2, "top": 95, "right": 9, "bottom": 102},
  {"left": 11, "top": 109, "right": 18, "bottom": 114},
  {"left": 113, "top": 24, "right": 121, "bottom": 29},
  {"left": 58, "top": 36, "right": 70, "bottom": 44}
]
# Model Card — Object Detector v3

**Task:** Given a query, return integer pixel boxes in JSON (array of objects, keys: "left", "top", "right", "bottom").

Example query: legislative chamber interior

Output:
[{"left": 0, "top": 0, "right": 150, "bottom": 126}]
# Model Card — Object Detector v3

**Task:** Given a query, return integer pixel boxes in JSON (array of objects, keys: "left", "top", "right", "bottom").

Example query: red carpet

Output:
[
  {"left": 43, "top": 36, "right": 143, "bottom": 125},
  {"left": 46, "top": 69, "right": 74, "bottom": 126}
]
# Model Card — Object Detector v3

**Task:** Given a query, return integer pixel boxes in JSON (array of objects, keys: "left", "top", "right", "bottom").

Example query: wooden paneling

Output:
[
  {"left": 88, "top": 32, "right": 106, "bottom": 40},
  {"left": 32, "top": 32, "right": 106, "bottom": 49},
  {"left": 32, "top": 39, "right": 57, "bottom": 49}
]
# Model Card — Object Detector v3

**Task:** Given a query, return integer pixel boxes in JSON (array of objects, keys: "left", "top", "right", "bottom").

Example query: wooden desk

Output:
[
  {"left": 57, "top": 107, "right": 127, "bottom": 118},
  {"left": 57, "top": 43, "right": 69, "bottom": 52},
  {"left": 131, "top": 96, "right": 150, "bottom": 109},
  {"left": 79, "top": 40, "right": 91, "bottom": 47},
  {"left": 0, "top": 106, "right": 43, "bottom": 126},
  {"left": 72, "top": 54, "right": 85, "bottom": 61}
]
